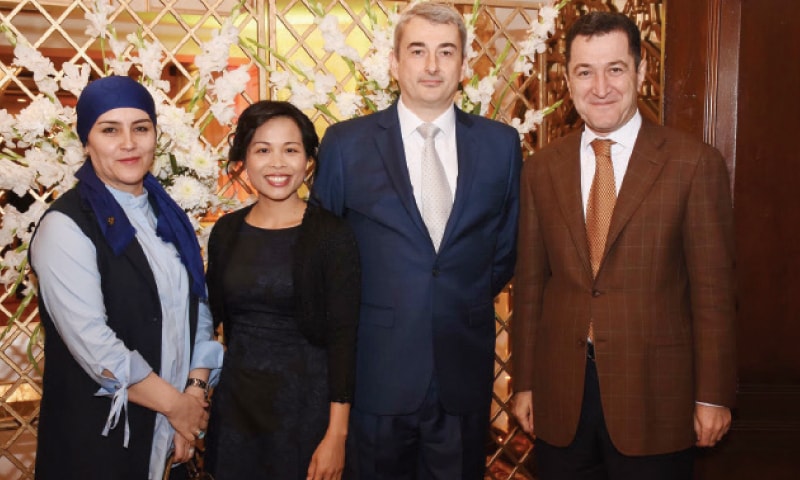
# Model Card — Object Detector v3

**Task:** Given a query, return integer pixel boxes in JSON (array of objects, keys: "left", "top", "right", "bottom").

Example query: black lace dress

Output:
[{"left": 205, "top": 223, "right": 329, "bottom": 479}]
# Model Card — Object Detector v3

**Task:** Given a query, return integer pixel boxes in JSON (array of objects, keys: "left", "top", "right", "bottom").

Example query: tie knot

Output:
[
  {"left": 590, "top": 138, "right": 614, "bottom": 159},
  {"left": 418, "top": 122, "right": 440, "bottom": 140}
]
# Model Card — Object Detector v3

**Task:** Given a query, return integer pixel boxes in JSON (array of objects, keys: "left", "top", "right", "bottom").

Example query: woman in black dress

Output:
[{"left": 204, "top": 101, "right": 359, "bottom": 480}]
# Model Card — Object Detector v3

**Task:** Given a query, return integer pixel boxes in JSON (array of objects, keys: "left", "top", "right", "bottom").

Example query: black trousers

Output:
[
  {"left": 535, "top": 357, "right": 694, "bottom": 480},
  {"left": 345, "top": 377, "right": 489, "bottom": 480}
]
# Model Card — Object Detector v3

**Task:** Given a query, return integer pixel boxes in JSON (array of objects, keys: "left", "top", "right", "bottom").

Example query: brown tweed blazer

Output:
[{"left": 512, "top": 119, "right": 737, "bottom": 456}]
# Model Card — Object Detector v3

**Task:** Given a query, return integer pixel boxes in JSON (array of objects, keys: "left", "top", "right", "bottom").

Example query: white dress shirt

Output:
[
  {"left": 396, "top": 97, "right": 459, "bottom": 213},
  {"left": 579, "top": 110, "right": 642, "bottom": 215}
]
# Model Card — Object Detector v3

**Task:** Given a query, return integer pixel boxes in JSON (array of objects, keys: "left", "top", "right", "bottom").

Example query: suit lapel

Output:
[
  {"left": 605, "top": 122, "right": 667, "bottom": 254},
  {"left": 374, "top": 105, "right": 429, "bottom": 239},
  {"left": 440, "top": 108, "right": 477, "bottom": 250},
  {"left": 548, "top": 132, "right": 593, "bottom": 276}
]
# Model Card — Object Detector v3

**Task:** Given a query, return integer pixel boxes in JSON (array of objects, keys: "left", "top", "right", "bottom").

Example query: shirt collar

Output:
[
  {"left": 397, "top": 96, "right": 456, "bottom": 140},
  {"left": 109, "top": 185, "right": 150, "bottom": 210},
  {"left": 581, "top": 110, "right": 642, "bottom": 152}
]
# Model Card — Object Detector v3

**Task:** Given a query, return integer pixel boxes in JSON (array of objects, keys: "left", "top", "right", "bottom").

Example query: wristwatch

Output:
[{"left": 185, "top": 377, "right": 209, "bottom": 399}]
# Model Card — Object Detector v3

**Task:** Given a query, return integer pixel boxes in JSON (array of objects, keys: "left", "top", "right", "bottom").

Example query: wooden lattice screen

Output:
[{"left": 0, "top": 0, "right": 663, "bottom": 478}]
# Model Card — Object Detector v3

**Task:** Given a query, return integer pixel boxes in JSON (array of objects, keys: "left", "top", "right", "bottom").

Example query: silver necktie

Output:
[{"left": 418, "top": 122, "right": 452, "bottom": 251}]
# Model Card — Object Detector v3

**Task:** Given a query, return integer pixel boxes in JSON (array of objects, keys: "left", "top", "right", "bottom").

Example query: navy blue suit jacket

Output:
[{"left": 314, "top": 104, "right": 521, "bottom": 415}]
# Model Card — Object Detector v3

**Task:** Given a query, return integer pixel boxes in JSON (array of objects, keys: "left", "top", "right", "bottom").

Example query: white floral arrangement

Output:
[
  {"left": 0, "top": 0, "right": 247, "bottom": 340},
  {"left": 250, "top": 0, "right": 568, "bottom": 137},
  {"left": 0, "top": 0, "right": 569, "bottom": 346}
]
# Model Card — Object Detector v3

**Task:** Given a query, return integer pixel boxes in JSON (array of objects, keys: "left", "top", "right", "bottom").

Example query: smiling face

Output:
[
  {"left": 85, "top": 107, "right": 156, "bottom": 195},
  {"left": 244, "top": 116, "right": 310, "bottom": 206},
  {"left": 390, "top": 16, "right": 467, "bottom": 121},
  {"left": 566, "top": 30, "right": 646, "bottom": 135}
]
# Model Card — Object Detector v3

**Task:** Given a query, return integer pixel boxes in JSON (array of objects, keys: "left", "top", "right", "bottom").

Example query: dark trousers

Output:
[
  {"left": 535, "top": 357, "right": 694, "bottom": 480},
  {"left": 345, "top": 378, "right": 489, "bottom": 480}
]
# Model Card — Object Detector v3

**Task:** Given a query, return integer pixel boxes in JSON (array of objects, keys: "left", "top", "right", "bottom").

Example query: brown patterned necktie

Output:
[
  {"left": 586, "top": 138, "right": 615, "bottom": 344},
  {"left": 586, "top": 138, "right": 616, "bottom": 277}
]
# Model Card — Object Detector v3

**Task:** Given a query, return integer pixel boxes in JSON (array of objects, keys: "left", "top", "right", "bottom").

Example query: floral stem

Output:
[
  {"left": 315, "top": 102, "right": 340, "bottom": 123},
  {"left": 543, "top": 98, "right": 564, "bottom": 115},
  {"left": 491, "top": 71, "right": 520, "bottom": 120},
  {"left": 28, "top": 322, "right": 43, "bottom": 374}
]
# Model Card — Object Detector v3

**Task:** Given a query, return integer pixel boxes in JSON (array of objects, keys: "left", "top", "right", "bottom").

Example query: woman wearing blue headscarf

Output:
[{"left": 29, "top": 76, "right": 223, "bottom": 480}]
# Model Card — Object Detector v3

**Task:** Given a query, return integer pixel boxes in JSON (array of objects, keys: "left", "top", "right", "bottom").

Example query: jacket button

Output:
[
  {"left": 432, "top": 268, "right": 440, "bottom": 277},
  {"left": 592, "top": 289, "right": 601, "bottom": 297}
]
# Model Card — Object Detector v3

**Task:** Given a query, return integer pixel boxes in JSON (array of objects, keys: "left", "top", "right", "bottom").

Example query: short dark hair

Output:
[
  {"left": 565, "top": 11, "right": 642, "bottom": 69},
  {"left": 228, "top": 100, "right": 319, "bottom": 182}
]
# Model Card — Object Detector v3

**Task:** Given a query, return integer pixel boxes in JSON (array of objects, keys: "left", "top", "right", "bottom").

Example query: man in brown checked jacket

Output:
[{"left": 511, "top": 11, "right": 736, "bottom": 480}]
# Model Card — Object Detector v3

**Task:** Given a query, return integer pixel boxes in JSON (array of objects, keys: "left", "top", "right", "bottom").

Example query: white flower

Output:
[
  {"left": 136, "top": 40, "right": 165, "bottom": 83},
  {"left": 296, "top": 62, "right": 315, "bottom": 79},
  {"left": 107, "top": 58, "right": 133, "bottom": 76},
  {"left": 167, "top": 175, "right": 213, "bottom": 211},
  {"left": 37, "top": 77, "right": 59, "bottom": 98},
  {"left": 152, "top": 152, "right": 171, "bottom": 179},
  {"left": 371, "top": 23, "right": 394, "bottom": 54},
  {"left": 84, "top": 0, "right": 113, "bottom": 38},
  {"left": 13, "top": 43, "right": 58, "bottom": 96},
  {"left": 514, "top": 57, "right": 534, "bottom": 76},
  {"left": 157, "top": 104, "right": 198, "bottom": 147},
  {"left": 463, "top": 75, "right": 498, "bottom": 115},
  {"left": 335, "top": 92, "right": 364, "bottom": 119},
  {"left": 288, "top": 81, "right": 318, "bottom": 111},
  {"left": 0, "top": 161, "right": 35, "bottom": 196},
  {"left": 60, "top": 62, "right": 90, "bottom": 97},
  {"left": 108, "top": 36, "right": 128, "bottom": 58},
  {"left": 106, "top": 37, "right": 132, "bottom": 75},
  {"left": 511, "top": 108, "right": 546, "bottom": 139},
  {"left": 367, "top": 90, "right": 394, "bottom": 111},
  {"left": 211, "top": 66, "right": 251, "bottom": 104},
  {"left": 15, "top": 97, "right": 64, "bottom": 146},
  {"left": 362, "top": 53, "right": 392, "bottom": 90},
  {"left": 0, "top": 250, "right": 27, "bottom": 285},
  {"left": 313, "top": 72, "right": 337, "bottom": 99},
  {"left": 184, "top": 145, "right": 220, "bottom": 179},
  {"left": 0, "top": 109, "right": 17, "bottom": 147},
  {"left": 26, "top": 144, "right": 65, "bottom": 188},
  {"left": 210, "top": 103, "right": 236, "bottom": 126},
  {"left": 316, "top": 15, "right": 362, "bottom": 63},
  {"left": 195, "top": 16, "right": 240, "bottom": 85},
  {"left": 539, "top": 5, "right": 560, "bottom": 24},
  {"left": 464, "top": 17, "right": 479, "bottom": 63},
  {"left": 269, "top": 70, "right": 293, "bottom": 90}
]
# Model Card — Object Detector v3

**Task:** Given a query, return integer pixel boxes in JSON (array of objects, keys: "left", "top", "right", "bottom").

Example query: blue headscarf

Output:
[
  {"left": 74, "top": 76, "right": 206, "bottom": 300},
  {"left": 76, "top": 76, "right": 157, "bottom": 146}
]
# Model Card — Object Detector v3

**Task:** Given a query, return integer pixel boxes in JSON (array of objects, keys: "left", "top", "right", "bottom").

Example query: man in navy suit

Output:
[{"left": 313, "top": 3, "right": 521, "bottom": 478}]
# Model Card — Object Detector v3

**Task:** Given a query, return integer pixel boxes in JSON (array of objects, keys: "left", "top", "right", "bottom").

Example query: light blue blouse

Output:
[{"left": 31, "top": 186, "right": 223, "bottom": 480}]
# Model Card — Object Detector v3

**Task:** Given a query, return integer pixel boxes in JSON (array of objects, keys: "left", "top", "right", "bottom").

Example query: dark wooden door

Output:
[{"left": 664, "top": 1, "right": 800, "bottom": 478}]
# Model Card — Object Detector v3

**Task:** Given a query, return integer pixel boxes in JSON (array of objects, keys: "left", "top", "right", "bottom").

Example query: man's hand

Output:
[
  {"left": 694, "top": 404, "right": 731, "bottom": 447},
  {"left": 512, "top": 390, "right": 534, "bottom": 435}
]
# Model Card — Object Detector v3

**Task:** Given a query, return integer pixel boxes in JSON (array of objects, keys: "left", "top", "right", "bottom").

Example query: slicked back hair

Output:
[{"left": 565, "top": 11, "right": 642, "bottom": 70}]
